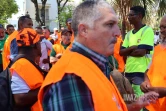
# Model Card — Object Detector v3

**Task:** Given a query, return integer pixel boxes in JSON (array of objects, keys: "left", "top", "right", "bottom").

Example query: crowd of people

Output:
[{"left": 0, "top": 0, "right": 166, "bottom": 111}]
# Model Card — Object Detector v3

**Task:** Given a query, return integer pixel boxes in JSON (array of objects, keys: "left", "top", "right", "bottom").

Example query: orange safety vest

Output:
[
  {"left": 114, "top": 36, "right": 125, "bottom": 72},
  {"left": 146, "top": 44, "right": 166, "bottom": 111},
  {"left": 10, "top": 58, "right": 44, "bottom": 111},
  {"left": 52, "top": 42, "right": 72, "bottom": 56},
  {"left": 38, "top": 50, "right": 127, "bottom": 111},
  {"left": 2, "top": 31, "right": 18, "bottom": 70}
]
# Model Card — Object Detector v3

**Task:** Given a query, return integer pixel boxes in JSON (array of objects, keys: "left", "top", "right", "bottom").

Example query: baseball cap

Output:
[
  {"left": 16, "top": 28, "right": 40, "bottom": 46},
  {"left": 66, "top": 18, "right": 72, "bottom": 24},
  {"left": 53, "top": 27, "right": 58, "bottom": 31},
  {"left": 61, "top": 29, "right": 72, "bottom": 36}
]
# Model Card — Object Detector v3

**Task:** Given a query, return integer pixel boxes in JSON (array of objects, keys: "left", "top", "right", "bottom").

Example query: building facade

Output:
[{"left": 7, "top": 0, "right": 59, "bottom": 32}]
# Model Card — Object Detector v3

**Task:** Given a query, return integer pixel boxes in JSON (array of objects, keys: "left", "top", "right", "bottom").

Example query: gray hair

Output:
[{"left": 72, "top": 0, "right": 112, "bottom": 36}]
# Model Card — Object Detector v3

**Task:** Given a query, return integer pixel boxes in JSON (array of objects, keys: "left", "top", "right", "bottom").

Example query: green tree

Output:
[
  {"left": 0, "top": 0, "right": 18, "bottom": 24},
  {"left": 58, "top": 4, "right": 74, "bottom": 28},
  {"left": 109, "top": 0, "right": 166, "bottom": 38},
  {"left": 31, "top": 0, "right": 47, "bottom": 26},
  {"left": 57, "top": 0, "right": 74, "bottom": 29}
]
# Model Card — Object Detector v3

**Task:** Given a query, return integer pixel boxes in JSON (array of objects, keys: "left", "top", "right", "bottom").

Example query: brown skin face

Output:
[
  {"left": 61, "top": 32, "right": 72, "bottom": 45},
  {"left": 160, "top": 16, "right": 166, "bottom": 39},
  {"left": 128, "top": 10, "right": 142, "bottom": 25},
  {"left": 43, "top": 29, "right": 50, "bottom": 39},
  {"left": 7, "top": 27, "right": 15, "bottom": 35},
  {"left": 0, "top": 28, "right": 5, "bottom": 39}
]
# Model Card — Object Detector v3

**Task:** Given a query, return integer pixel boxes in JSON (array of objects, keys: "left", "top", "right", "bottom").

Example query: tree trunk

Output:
[
  {"left": 41, "top": 2, "right": 46, "bottom": 26},
  {"left": 142, "top": 0, "right": 146, "bottom": 10},
  {"left": 122, "top": 19, "right": 126, "bottom": 39},
  {"left": 31, "top": 0, "right": 42, "bottom": 25}
]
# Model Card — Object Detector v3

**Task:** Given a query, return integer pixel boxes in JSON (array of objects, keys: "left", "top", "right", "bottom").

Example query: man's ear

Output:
[{"left": 78, "top": 24, "right": 88, "bottom": 38}]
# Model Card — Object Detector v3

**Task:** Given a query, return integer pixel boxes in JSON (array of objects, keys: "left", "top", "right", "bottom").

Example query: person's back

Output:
[{"left": 10, "top": 28, "right": 44, "bottom": 111}]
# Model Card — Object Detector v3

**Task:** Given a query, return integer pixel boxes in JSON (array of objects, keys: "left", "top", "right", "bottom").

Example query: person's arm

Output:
[
  {"left": 148, "top": 87, "right": 166, "bottom": 98},
  {"left": 42, "top": 74, "right": 94, "bottom": 111},
  {"left": 14, "top": 88, "right": 40, "bottom": 107},
  {"left": 127, "top": 91, "right": 159, "bottom": 111},
  {"left": 11, "top": 71, "right": 39, "bottom": 107},
  {"left": 140, "top": 69, "right": 151, "bottom": 93},
  {"left": 119, "top": 33, "right": 138, "bottom": 56},
  {"left": 119, "top": 46, "right": 137, "bottom": 56},
  {"left": 45, "top": 40, "right": 53, "bottom": 51},
  {"left": 129, "top": 49, "right": 147, "bottom": 57}
]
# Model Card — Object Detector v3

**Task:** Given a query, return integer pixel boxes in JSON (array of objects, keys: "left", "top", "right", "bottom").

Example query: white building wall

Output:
[
  {"left": 7, "top": 0, "right": 58, "bottom": 32},
  {"left": 25, "top": 0, "right": 58, "bottom": 32}
]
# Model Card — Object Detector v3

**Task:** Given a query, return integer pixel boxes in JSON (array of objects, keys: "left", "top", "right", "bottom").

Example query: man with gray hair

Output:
[{"left": 38, "top": 1, "right": 158, "bottom": 111}]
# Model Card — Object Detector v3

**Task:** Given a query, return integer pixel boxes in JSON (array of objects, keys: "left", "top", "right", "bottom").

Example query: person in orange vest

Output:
[
  {"left": 140, "top": 15, "right": 166, "bottom": 111},
  {"left": 2, "top": 15, "right": 33, "bottom": 70},
  {"left": 114, "top": 35, "right": 125, "bottom": 73},
  {"left": 6, "top": 24, "right": 15, "bottom": 35},
  {"left": 38, "top": 1, "right": 158, "bottom": 111},
  {"left": 0, "top": 24, "right": 8, "bottom": 73},
  {"left": 10, "top": 28, "right": 44, "bottom": 111},
  {"left": 50, "top": 29, "right": 72, "bottom": 64}
]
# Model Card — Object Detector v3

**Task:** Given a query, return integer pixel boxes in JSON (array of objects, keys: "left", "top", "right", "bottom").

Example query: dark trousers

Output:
[{"left": 0, "top": 64, "right": 3, "bottom": 73}]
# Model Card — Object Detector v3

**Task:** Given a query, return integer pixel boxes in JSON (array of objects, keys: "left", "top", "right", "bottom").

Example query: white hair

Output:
[{"left": 72, "top": 0, "right": 113, "bottom": 36}]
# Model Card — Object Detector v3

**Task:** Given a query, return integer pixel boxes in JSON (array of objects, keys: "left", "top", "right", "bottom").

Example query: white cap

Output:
[{"left": 53, "top": 28, "right": 58, "bottom": 31}]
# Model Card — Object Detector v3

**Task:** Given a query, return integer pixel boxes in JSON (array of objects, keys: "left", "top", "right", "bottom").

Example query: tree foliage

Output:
[
  {"left": 56, "top": 0, "right": 74, "bottom": 29},
  {"left": 31, "top": 0, "right": 47, "bottom": 26},
  {"left": 109, "top": 0, "right": 166, "bottom": 38},
  {"left": 0, "top": 0, "right": 18, "bottom": 24},
  {"left": 57, "top": 4, "right": 74, "bottom": 28}
]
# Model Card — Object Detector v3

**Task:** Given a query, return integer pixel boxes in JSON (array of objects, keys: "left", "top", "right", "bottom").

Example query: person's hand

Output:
[
  {"left": 148, "top": 87, "right": 166, "bottom": 98},
  {"left": 140, "top": 81, "right": 151, "bottom": 93},
  {"left": 42, "top": 58, "right": 49, "bottom": 64},
  {"left": 56, "top": 53, "right": 62, "bottom": 59},
  {"left": 135, "top": 91, "right": 159, "bottom": 109}
]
